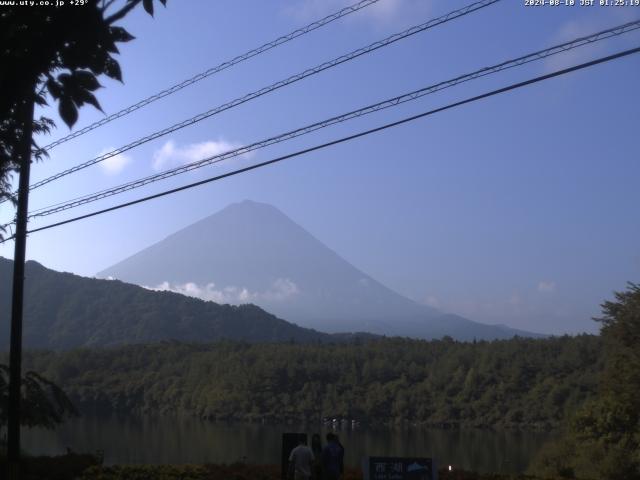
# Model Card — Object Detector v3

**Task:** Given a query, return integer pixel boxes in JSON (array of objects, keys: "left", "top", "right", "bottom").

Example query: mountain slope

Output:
[
  {"left": 99, "top": 200, "right": 544, "bottom": 340},
  {"left": 0, "top": 257, "right": 331, "bottom": 350}
]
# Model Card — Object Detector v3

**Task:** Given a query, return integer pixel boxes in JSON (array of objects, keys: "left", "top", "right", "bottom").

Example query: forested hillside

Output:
[
  {"left": 0, "top": 258, "right": 331, "bottom": 349},
  {"left": 530, "top": 283, "right": 640, "bottom": 480},
  {"left": 19, "top": 335, "right": 602, "bottom": 429}
]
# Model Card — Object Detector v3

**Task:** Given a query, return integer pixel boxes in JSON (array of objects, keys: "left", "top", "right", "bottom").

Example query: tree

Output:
[
  {"left": 597, "top": 282, "right": 640, "bottom": 406},
  {"left": 0, "top": 364, "right": 77, "bottom": 433},
  {"left": 583, "top": 282, "right": 640, "bottom": 479},
  {"left": 0, "top": 0, "right": 167, "bottom": 208},
  {"left": 1, "top": 2, "right": 168, "bottom": 476},
  {"left": 531, "top": 283, "right": 640, "bottom": 480}
]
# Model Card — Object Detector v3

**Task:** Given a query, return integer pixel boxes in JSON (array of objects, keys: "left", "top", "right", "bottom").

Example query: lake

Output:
[{"left": 22, "top": 415, "right": 554, "bottom": 474}]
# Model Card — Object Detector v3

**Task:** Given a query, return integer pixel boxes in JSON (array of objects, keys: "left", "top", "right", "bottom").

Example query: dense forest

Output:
[
  {"left": 15, "top": 335, "right": 601, "bottom": 430},
  {"left": 530, "top": 283, "right": 640, "bottom": 480}
]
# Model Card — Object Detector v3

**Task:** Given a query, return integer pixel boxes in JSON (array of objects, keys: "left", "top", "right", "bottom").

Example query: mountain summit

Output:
[{"left": 99, "top": 200, "right": 542, "bottom": 340}]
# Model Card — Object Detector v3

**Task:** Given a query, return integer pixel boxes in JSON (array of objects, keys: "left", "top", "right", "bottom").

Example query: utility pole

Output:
[{"left": 7, "top": 88, "right": 35, "bottom": 480}]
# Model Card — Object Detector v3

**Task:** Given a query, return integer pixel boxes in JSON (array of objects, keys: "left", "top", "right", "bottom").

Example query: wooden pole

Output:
[{"left": 7, "top": 90, "right": 35, "bottom": 480}]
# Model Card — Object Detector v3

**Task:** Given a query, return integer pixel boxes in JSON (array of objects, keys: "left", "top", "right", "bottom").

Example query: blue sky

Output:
[{"left": 1, "top": 0, "right": 639, "bottom": 335}]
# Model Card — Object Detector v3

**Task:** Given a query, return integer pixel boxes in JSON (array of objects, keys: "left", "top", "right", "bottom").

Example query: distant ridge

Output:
[
  {"left": 0, "top": 257, "right": 335, "bottom": 350},
  {"left": 99, "top": 200, "right": 545, "bottom": 341}
]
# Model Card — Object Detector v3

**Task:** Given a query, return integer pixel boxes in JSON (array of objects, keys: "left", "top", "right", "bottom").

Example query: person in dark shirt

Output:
[{"left": 322, "top": 432, "right": 344, "bottom": 480}]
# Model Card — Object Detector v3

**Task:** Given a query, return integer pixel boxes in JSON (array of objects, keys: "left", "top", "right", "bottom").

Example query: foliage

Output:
[
  {"left": 0, "top": 363, "right": 77, "bottom": 430},
  {"left": 438, "top": 471, "right": 553, "bottom": 480},
  {"left": 0, "top": 457, "right": 583, "bottom": 480},
  {"left": 16, "top": 335, "right": 602, "bottom": 429},
  {"left": 530, "top": 283, "right": 640, "bottom": 480},
  {"left": 78, "top": 464, "right": 282, "bottom": 480},
  {"left": 0, "top": 452, "right": 101, "bottom": 480},
  {"left": 72, "top": 463, "right": 578, "bottom": 480},
  {"left": 597, "top": 283, "right": 640, "bottom": 406},
  {"left": 0, "top": 0, "right": 166, "bottom": 210}
]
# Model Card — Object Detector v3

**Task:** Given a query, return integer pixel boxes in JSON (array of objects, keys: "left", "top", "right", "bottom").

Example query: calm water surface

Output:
[{"left": 22, "top": 415, "right": 554, "bottom": 474}]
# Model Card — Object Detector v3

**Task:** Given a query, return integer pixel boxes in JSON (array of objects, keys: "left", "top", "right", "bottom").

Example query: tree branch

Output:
[
  {"left": 101, "top": 0, "right": 119, "bottom": 15},
  {"left": 104, "top": 0, "right": 142, "bottom": 25}
]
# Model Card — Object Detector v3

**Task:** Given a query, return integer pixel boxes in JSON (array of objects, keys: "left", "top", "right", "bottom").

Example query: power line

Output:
[
  {"left": 18, "top": 0, "right": 501, "bottom": 196},
  {"left": 3, "top": 45, "right": 636, "bottom": 244},
  {"left": 26, "top": 19, "right": 640, "bottom": 220},
  {"left": 40, "top": 0, "right": 384, "bottom": 152}
]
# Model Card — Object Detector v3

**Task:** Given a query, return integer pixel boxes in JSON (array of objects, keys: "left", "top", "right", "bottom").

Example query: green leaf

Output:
[
  {"left": 34, "top": 92, "right": 48, "bottom": 106},
  {"left": 77, "top": 90, "right": 103, "bottom": 113},
  {"left": 60, "top": 42, "right": 86, "bottom": 70},
  {"left": 46, "top": 78, "right": 62, "bottom": 99},
  {"left": 57, "top": 72, "right": 73, "bottom": 87},
  {"left": 86, "top": 49, "right": 111, "bottom": 76},
  {"left": 110, "top": 26, "right": 135, "bottom": 43},
  {"left": 143, "top": 0, "right": 154, "bottom": 16},
  {"left": 59, "top": 97, "right": 78, "bottom": 128},
  {"left": 104, "top": 41, "right": 120, "bottom": 55},
  {"left": 104, "top": 57, "right": 122, "bottom": 82},
  {"left": 74, "top": 70, "right": 101, "bottom": 91}
]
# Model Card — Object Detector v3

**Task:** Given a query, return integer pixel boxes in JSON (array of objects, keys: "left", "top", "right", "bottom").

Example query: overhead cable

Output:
[
  {"left": 2, "top": 45, "right": 635, "bottom": 243},
  {"left": 26, "top": 19, "right": 640, "bottom": 219},
  {"left": 40, "top": 0, "right": 384, "bottom": 152},
  {"left": 20, "top": 0, "right": 501, "bottom": 195}
]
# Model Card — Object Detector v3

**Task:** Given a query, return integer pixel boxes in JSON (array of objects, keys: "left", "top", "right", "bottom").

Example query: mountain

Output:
[
  {"left": 98, "top": 200, "right": 544, "bottom": 340},
  {"left": 0, "top": 257, "right": 333, "bottom": 350}
]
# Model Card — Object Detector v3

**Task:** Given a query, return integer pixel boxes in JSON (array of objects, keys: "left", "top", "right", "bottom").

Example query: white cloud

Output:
[
  {"left": 98, "top": 148, "right": 131, "bottom": 175},
  {"left": 152, "top": 139, "right": 251, "bottom": 172},
  {"left": 424, "top": 295, "right": 440, "bottom": 308},
  {"left": 537, "top": 281, "right": 556, "bottom": 294},
  {"left": 508, "top": 293, "right": 521, "bottom": 306},
  {"left": 283, "top": 0, "right": 429, "bottom": 26},
  {"left": 267, "top": 278, "right": 300, "bottom": 301},
  {"left": 145, "top": 278, "right": 299, "bottom": 304},
  {"left": 544, "top": 12, "right": 640, "bottom": 72}
]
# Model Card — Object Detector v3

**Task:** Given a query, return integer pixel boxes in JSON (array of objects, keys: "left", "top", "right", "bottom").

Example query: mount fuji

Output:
[{"left": 98, "top": 200, "right": 543, "bottom": 340}]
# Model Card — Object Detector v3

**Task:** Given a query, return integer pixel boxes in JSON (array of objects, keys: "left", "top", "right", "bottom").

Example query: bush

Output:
[{"left": 0, "top": 452, "right": 101, "bottom": 480}]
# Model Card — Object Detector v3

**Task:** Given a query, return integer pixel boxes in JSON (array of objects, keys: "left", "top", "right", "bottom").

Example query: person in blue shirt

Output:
[{"left": 322, "top": 432, "right": 344, "bottom": 480}]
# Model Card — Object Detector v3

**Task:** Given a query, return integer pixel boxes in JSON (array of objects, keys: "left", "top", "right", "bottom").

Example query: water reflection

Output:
[{"left": 22, "top": 415, "right": 554, "bottom": 474}]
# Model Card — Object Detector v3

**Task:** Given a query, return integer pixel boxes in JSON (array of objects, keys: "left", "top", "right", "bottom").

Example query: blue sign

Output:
[{"left": 363, "top": 456, "right": 437, "bottom": 480}]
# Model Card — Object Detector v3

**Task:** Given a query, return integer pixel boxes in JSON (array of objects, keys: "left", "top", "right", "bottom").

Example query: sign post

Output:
[{"left": 363, "top": 456, "right": 438, "bottom": 480}]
